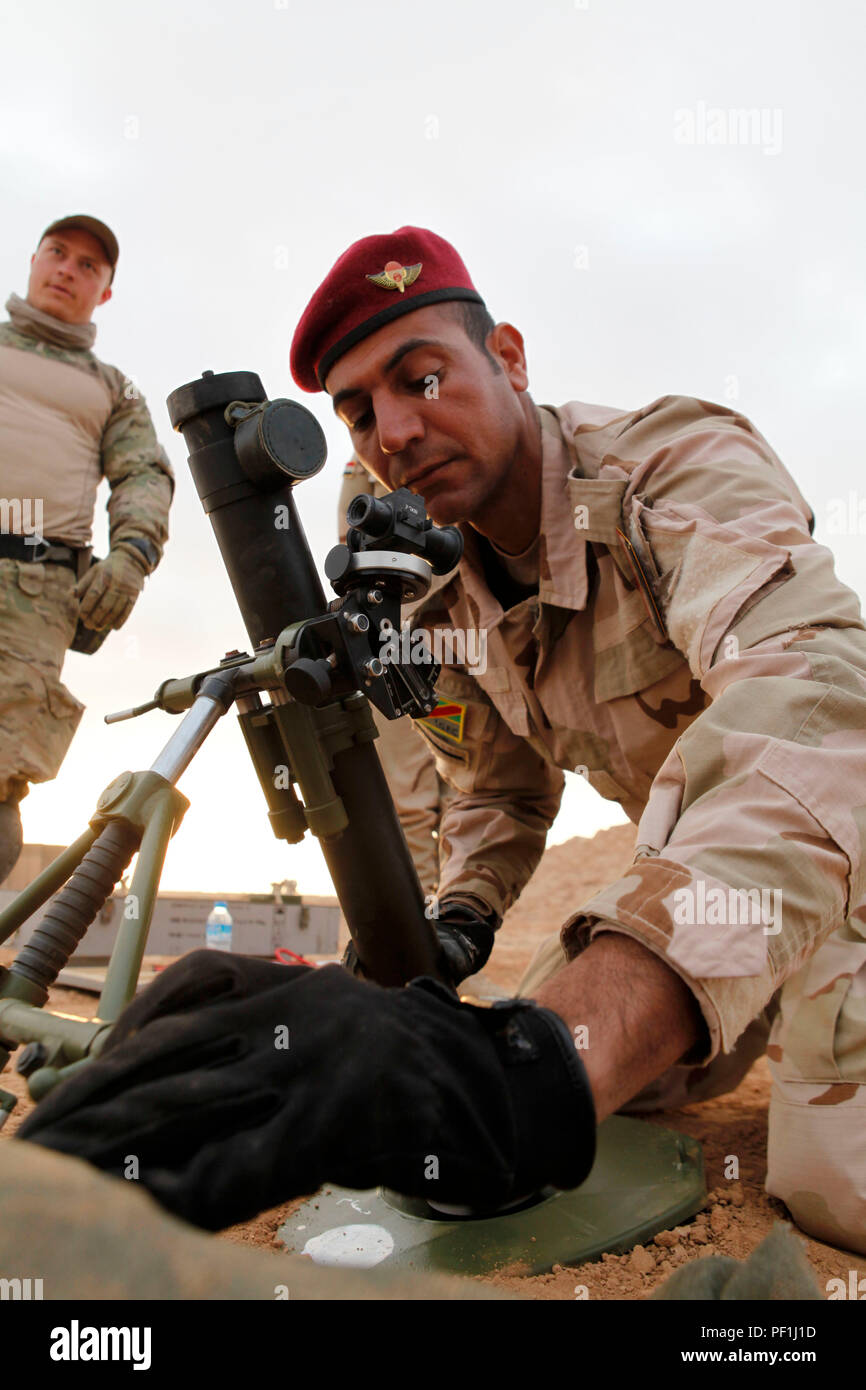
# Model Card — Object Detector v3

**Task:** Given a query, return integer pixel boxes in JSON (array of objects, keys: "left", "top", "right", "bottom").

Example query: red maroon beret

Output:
[{"left": 290, "top": 226, "right": 484, "bottom": 393}]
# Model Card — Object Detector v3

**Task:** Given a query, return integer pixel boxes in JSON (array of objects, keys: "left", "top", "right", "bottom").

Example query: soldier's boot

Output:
[
  {"left": 0, "top": 796, "right": 23, "bottom": 885},
  {"left": 765, "top": 925, "right": 866, "bottom": 1255}
]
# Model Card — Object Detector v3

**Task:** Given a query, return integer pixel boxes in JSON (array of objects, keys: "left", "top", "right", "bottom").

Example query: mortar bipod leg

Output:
[
  {"left": 0, "top": 828, "right": 100, "bottom": 949},
  {"left": 97, "top": 790, "right": 179, "bottom": 1023},
  {"left": 95, "top": 673, "right": 242, "bottom": 1022}
]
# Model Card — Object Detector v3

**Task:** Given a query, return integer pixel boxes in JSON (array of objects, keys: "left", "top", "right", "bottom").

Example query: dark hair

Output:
[{"left": 448, "top": 300, "right": 500, "bottom": 371}]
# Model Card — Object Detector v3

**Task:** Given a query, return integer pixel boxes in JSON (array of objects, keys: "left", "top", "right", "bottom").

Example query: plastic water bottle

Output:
[{"left": 205, "top": 901, "right": 233, "bottom": 952}]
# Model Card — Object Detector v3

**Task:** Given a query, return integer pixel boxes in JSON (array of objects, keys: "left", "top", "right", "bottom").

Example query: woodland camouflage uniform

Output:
[{"left": 0, "top": 297, "right": 173, "bottom": 809}]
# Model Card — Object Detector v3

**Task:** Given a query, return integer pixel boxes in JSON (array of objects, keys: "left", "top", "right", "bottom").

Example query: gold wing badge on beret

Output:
[{"left": 366, "top": 260, "right": 422, "bottom": 293}]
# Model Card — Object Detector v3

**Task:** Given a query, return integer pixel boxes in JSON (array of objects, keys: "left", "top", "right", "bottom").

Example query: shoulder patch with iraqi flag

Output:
[{"left": 417, "top": 698, "right": 466, "bottom": 743}]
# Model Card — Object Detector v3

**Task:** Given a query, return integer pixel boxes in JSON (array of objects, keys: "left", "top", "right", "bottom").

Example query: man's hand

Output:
[
  {"left": 16, "top": 951, "right": 596, "bottom": 1232},
  {"left": 342, "top": 898, "right": 499, "bottom": 987},
  {"left": 75, "top": 546, "right": 147, "bottom": 631},
  {"left": 430, "top": 898, "right": 498, "bottom": 985}
]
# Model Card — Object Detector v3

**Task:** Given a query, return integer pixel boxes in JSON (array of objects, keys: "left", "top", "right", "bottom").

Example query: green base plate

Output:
[{"left": 278, "top": 1116, "right": 705, "bottom": 1277}]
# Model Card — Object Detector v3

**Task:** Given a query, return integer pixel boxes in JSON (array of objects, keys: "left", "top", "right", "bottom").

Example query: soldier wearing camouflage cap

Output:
[
  {"left": 0, "top": 216, "right": 173, "bottom": 882},
  {"left": 18, "top": 227, "right": 866, "bottom": 1259}
]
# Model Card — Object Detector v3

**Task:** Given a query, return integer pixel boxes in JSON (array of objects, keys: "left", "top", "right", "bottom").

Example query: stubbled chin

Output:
[
  {"left": 36, "top": 294, "right": 76, "bottom": 322},
  {"left": 425, "top": 497, "right": 464, "bottom": 527}
]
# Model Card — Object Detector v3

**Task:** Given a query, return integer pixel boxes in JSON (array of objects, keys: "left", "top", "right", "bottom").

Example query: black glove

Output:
[
  {"left": 16, "top": 951, "right": 596, "bottom": 1232},
  {"left": 342, "top": 897, "right": 499, "bottom": 987},
  {"left": 432, "top": 898, "right": 498, "bottom": 984}
]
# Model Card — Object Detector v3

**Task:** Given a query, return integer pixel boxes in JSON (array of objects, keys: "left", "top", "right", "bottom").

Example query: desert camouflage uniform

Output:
[
  {"left": 338, "top": 458, "right": 452, "bottom": 897},
  {"left": 412, "top": 396, "right": 866, "bottom": 1254},
  {"left": 0, "top": 304, "right": 173, "bottom": 804}
]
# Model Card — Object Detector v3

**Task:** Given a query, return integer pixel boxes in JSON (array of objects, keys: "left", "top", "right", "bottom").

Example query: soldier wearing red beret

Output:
[{"left": 20, "top": 228, "right": 866, "bottom": 1259}]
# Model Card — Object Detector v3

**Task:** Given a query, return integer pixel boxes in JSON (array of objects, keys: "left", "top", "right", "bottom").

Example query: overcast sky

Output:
[{"left": 2, "top": 0, "right": 864, "bottom": 894}]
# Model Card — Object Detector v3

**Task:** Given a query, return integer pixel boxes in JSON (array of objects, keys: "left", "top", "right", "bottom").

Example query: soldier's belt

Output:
[{"left": 0, "top": 535, "right": 88, "bottom": 575}]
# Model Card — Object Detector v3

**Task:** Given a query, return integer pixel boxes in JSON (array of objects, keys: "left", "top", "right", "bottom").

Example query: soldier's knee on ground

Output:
[
  {"left": 766, "top": 936, "right": 866, "bottom": 1254},
  {"left": 767, "top": 1077, "right": 866, "bottom": 1254},
  {"left": 0, "top": 795, "right": 23, "bottom": 885}
]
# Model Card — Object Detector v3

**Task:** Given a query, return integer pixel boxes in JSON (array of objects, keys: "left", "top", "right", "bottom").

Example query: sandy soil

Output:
[{"left": 1, "top": 824, "right": 860, "bottom": 1299}]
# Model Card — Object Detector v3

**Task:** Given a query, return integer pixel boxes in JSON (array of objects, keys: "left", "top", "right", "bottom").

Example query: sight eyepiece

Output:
[
  {"left": 423, "top": 523, "right": 463, "bottom": 575},
  {"left": 346, "top": 493, "right": 391, "bottom": 536},
  {"left": 345, "top": 486, "right": 463, "bottom": 577}
]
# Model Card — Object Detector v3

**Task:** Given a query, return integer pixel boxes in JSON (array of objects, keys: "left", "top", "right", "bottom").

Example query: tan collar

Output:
[
  {"left": 535, "top": 403, "right": 591, "bottom": 610},
  {"left": 457, "top": 403, "right": 602, "bottom": 623},
  {"left": 5, "top": 292, "right": 97, "bottom": 350}
]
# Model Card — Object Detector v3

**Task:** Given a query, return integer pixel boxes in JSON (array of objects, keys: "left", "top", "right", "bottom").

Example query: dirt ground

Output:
[{"left": 1, "top": 823, "right": 860, "bottom": 1299}]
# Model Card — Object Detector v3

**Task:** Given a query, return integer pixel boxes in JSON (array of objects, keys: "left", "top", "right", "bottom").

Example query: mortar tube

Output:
[{"left": 166, "top": 372, "right": 446, "bottom": 988}]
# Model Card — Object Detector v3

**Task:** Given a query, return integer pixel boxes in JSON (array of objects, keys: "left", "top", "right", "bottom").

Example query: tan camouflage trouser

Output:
[
  {"left": 519, "top": 910, "right": 866, "bottom": 1255},
  {"left": 0, "top": 559, "right": 83, "bottom": 803},
  {"left": 371, "top": 703, "right": 452, "bottom": 898}
]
